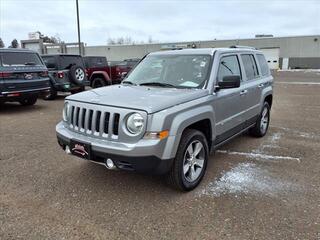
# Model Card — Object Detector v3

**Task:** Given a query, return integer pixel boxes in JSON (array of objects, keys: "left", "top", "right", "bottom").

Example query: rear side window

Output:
[
  {"left": 85, "top": 57, "right": 107, "bottom": 68},
  {"left": 0, "top": 52, "right": 43, "bottom": 67},
  {"left": 59, "top": 56, "right": 84, "bottom": 69},
  {"left": 241, "top": 54, "right": 259, "bottom": 80},
  {"left": 217, "top": 55, "right": 241, "bottom": 82},
  {"left": 256, "top": 54, "right": 270, "bottom": 76},
  {"left": 42, "top": 56, "right": 57, "bottom": 69}
]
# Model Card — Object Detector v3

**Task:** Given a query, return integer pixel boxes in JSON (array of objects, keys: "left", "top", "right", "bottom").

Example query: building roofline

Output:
[{"left": 84, "top": 34, "right": 320, "bottom": 48}]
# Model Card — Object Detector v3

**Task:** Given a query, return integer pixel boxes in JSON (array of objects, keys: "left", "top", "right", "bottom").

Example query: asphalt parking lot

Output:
[{"left": 1, "top": 71, "right": 319, "bottom": 240}]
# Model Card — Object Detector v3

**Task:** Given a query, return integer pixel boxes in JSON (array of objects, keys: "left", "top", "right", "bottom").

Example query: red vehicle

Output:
[{"left": 83, "top": 56, "right": 140, "bottom": 88}]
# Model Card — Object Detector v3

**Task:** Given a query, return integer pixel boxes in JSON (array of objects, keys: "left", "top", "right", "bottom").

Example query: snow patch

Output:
[
  {"left": 274, "top": 126, "right": 320, "bottom": 140},
  {"left": 277, "top": 69, "right": 320, "bottom": 72},
  {"left": 200, "top": 163, "right": 297, "bottom": 197},
  {"left": 216, "top": 150, "right": 300, "bottom": 163},
  {"left": 276, "top": 82, "right": 320, "bottom": 85}
]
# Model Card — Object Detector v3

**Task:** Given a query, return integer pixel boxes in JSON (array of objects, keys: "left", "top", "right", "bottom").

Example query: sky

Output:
[{"left": 0, "top": 0, "right": 319, "bottom": 47}]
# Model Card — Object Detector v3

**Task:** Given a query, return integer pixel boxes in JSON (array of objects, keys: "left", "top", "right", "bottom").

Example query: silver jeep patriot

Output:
[{"left": 56, "top": 47, "right": 273, "bottom": 191}]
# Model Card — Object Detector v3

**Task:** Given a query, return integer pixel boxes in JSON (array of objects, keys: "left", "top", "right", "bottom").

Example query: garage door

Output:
[{"left": 260, "top": 48, "right": 280, "bottom": 69}]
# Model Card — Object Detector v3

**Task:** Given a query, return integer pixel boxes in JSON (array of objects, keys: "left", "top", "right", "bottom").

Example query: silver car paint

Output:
[{"left": 56, "top": 48, "right": 273, "bottom": 161}]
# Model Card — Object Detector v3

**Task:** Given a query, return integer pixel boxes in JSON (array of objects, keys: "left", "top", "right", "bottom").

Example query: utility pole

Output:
[{"left": 76, "top": 0, "right": 81, "bottom": 55}]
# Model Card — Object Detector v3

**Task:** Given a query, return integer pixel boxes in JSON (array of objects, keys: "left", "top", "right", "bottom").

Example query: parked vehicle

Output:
[
  {"left": 56, "top": 47, "right": 273, "bottom": 191},
  {"left": 83, "top": 56, "right": 112, "bottom": 88},
  {"left": 0, "top": 49, "right": 50, "bottom": 106},
  {"left": 109, "top": 58, "right": 140, "bottom": 82},
  {"left": 41, "top": 54, "right": 89, "bottom": 100},
  {"left": 83, "top": 56, "right": 140, "bottom": 88}
]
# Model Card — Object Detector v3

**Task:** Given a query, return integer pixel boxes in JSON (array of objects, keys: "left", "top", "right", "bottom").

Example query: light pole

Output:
[{"left": 76, "top": 0, "right": 81, "bottom": 55}]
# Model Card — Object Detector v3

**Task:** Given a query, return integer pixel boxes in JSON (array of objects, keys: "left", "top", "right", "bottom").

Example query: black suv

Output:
[
  {"left": 41, "top": 54, "right": 89, "bottom": 100},
  {"left": 0, "top": 49, "right": 50, "bottom": 106}
]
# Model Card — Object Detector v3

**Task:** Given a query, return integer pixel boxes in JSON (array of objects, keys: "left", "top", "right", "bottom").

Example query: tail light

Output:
[
  {"left": 0, "top": 72, "right": 12, "bottom": 78},
  {"left": 57, "top": 71, "right": 64, "bottom": 78},
  {"left": 85, "top": 69, "right": 89, "bottom": 77},
  {"left": 40, "top": 71, "right": 48, "bottom": 77}
]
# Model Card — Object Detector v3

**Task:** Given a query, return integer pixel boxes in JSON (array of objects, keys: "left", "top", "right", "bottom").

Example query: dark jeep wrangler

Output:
[
  {"left": 0, "top": 49, "right": 50, "bottom": 106},
  {"left": 41, "top": 54, "right": 89, "bottom": 100}
]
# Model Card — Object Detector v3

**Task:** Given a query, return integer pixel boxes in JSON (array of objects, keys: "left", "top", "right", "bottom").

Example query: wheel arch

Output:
[
  {"left": 162, "top": 105, "right": 216, "bottom": 159},
  {"left": 90, "top": 71, "right": 111, "bottom": 83}
]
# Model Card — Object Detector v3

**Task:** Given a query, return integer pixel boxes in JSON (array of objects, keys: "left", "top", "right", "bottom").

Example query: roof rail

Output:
[{"left": 229, "top": 45, "right": 257, "bottom": 50}]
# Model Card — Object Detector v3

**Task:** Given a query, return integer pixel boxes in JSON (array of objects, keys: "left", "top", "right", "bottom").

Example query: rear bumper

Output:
[
  {"left": 0, "top": 87, "right": 50, "bottom": 101},
  {"left": 52, "top": 81, "right": 90, "bottom": 91}
]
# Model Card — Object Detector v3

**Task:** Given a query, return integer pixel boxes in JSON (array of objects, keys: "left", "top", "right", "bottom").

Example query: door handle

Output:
[
  {"left": 240, "top": 90, "right": 248, "bottom": 96},
  {"left": 258, "top": 83, "right": 264, "bottom": 88}
]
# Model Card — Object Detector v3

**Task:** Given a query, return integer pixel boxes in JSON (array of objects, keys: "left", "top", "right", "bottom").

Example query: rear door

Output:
[
  {"left": 239, "top": 53, "right": 261, "bottom": 126},
  {"left": 212, "top": 54, "right": 246, "bottom": 144},
  {"left": 0, "top": 51, "right": 49, "bottom": 93}
]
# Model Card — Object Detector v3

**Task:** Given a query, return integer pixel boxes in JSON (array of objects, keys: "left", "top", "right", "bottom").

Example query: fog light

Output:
[
  {"left": 65, "top": 145, "right": 71, "bottom": 154},
  {"left": 105, "top": 158, "right": 116, "bottom": 169}
]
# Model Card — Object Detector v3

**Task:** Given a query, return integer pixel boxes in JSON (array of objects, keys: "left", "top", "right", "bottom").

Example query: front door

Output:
[{"left": 212, "top": 54, "right": 247, "bottom": 144}]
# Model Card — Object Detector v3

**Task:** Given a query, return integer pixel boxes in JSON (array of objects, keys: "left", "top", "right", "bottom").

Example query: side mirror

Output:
[{"left": 217, "top": 75, "right": 240, "bottom": 89}]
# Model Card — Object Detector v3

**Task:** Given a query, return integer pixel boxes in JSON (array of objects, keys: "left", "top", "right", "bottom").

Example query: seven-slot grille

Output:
[{"left": 68, "top": 105, "right": 120, "bottom": 139}]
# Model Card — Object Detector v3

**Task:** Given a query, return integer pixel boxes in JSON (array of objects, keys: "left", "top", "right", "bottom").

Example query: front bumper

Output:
[{"left": 56, "top": 122, "right": 173, "bottom": 174}]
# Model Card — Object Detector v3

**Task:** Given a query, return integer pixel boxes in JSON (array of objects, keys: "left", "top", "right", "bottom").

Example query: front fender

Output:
[
  {"left": 148, "top": 97, "right": 215, "bottom": 159},
  {"left": 90, "top": 71, "right": 111, "bottom": 82}
]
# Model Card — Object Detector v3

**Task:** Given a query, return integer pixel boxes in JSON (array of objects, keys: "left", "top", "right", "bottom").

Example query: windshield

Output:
[
  {"left": 123, "top": 54, "right": 211, "bottom": 88},
  {"left": 1, "top": 52, "right": 43, "bottom": 67}
]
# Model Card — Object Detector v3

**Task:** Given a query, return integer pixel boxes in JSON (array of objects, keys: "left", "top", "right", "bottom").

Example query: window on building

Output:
[
  {"left": 217, "top": 55, "right": 241, "bottom": 82},
  {"left": 241, "top": 54, "right": 259, "bottom": 80}
]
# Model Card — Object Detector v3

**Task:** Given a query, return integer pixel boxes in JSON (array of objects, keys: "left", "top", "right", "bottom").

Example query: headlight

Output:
[
  {"left": 126, "top": 113, "right": 144, "bottom": 134},
  {"left": 62, "top": 102, "right": 69, "bottom": 121}
]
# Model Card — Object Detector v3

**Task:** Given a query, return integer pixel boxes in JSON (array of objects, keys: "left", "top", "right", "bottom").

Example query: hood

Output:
[{"left": 67, "top": 85, "right": 209, "bottom": 113}]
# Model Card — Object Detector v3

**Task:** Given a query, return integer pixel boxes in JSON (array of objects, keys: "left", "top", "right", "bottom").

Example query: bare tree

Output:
[
  {"left": 0, "top": 38, "right": 4, "bottom": 48},
  {"left": 107, "top": 36, "right": 154, "bottom": 45},
  {"left": 10, "top": 39, "right": 19, "bottom": 48}
]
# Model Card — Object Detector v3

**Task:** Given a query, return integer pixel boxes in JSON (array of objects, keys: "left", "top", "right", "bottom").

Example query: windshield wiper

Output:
[
  {"left": 122, "top": 81, "right": 136, "bottom": 85},
  {"left": 24, "top": 62, "right": 36, "bottom": 66},
  {"left": 139, "top": 82, "right": 175, "bottom": 88}
]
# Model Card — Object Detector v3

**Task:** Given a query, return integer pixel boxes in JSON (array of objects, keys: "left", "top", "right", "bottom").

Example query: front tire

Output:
[
  {"left": 249, "top": 102, "right": 270, "bottom": 137},
  {"left": 91, "top": 77, "right": 107, "bottom": 88},
  {"left": 166, "top": 129, "right": 208, "bottom": 191},
  {"left": 19, "top": 96, "right": 38, "bottom": 106}
]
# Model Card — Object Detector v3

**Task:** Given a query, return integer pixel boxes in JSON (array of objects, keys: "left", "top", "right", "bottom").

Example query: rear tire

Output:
[
  {"left": 43, "top": 86, "right": 57, "bottom": 100},
  {"left": 249, "top": 102, "right": 270, "bottom": 137},
  {"left": 19, "top": 96, "right": 37, "bottom": 106},
  {"left": 70, "top": 86, "right": 85, "bottom": 94},
  {"left": 166, "top": 129, "right": 208, "bottom": 191}
]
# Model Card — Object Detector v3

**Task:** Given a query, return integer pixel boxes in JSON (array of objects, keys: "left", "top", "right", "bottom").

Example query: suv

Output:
[
  {"left": 0, "top": 49, "right": 50, "bottom": 106},
  {"left": 83, "top": 56, "right": 112, "bottom": 88},
  {"left": 41, "top": 54, "right": 89, "bottom": 100},
  {"left": 56, "top": 47, "right": 273, "bottom": 191},
  {"left": 83, "top": 56, "right": 140, "bottom": 88}
]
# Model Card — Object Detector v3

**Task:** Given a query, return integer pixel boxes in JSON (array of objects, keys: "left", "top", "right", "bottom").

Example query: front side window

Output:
[
  {"left": 256, "top": 54, "right": 270, "bottom": 76},
  {"left": 1, "top": 52, "right": 43, "bottom": 67},
  {"left": 217, "top": 55, "right": 241, "bottom": 82},
  {"left": 123, "top": 54, "right": 211, "bottom": 88},
  {"left": 241, "top": 54, "right": 259, "bottom": 80}
]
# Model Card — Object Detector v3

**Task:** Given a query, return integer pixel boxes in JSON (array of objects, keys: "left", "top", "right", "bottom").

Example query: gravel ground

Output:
[{"left": 0, "top": 72, "right": 319, "bottom": 240}]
